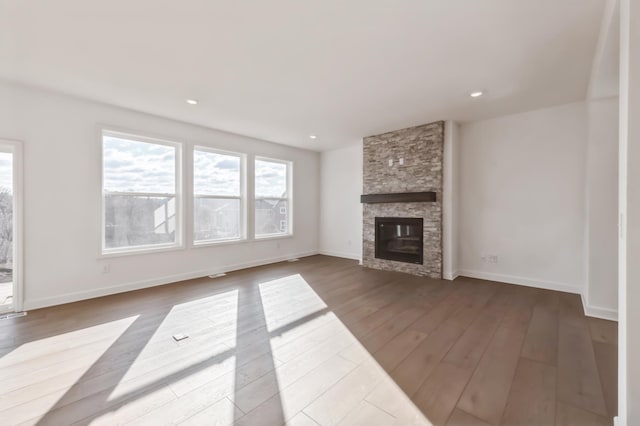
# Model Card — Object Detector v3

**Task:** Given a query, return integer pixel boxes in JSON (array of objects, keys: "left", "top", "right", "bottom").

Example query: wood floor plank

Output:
[
  {"left": 234, "top": 354, "right": 356, "bottom": 425},
  {"left": 391, "top": 283, "right": 497, "bottom": 397},
  {"left": 303, "top": 359, "right": 382, "bottom": 425},
  {"left": 520, "top": 292, "right": 559, "bottom": 365},
  {"left": 456, "top": 290, "right": 535, "bottom": 425},
  {"left": 499, "top": 358, "right": 556, "bottom": 426},
  {"left": 593, "top": 341, "right": 618, "bottom": 418},
  {"left": 588, "top": 318, "right": 618, "bottom": 345},
  {"left": 557, "top": 302, "right": 608, "bottom": 416},
  {"left": 555, "top": 401, "right": 612, "bottom": 426},
  {"left": 364, "top": 375, "right": 430, "bottom": 425},
  {"left": 371, "top": 328, "right": 428, "bottom": 372},
  {"left": 411, "top": 362, "right": 471, "bottom": 426},
  {"left": 338, "top": 400, "right": 396, "bottom": 426},
  {"left": 177, "top": 397, "right": 241, "bottom": 426},
  {"left": 442, "top": 287, "right": 511, "bottom": 370},
  {"left": 446, "top": 408, "right": 492, "bottom": 426}
]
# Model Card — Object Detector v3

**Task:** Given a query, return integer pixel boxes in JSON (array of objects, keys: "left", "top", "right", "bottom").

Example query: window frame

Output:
[
  {"left": 254, "top": 156, "right": 293, "bottom": 239},
  {"left": 0, "top": 139, "right": 23, "bottom": 313},
  {"left": 192, "top": 145, "right": 247, "bottom": 246},
  {"left": 100, "top": 129, "right": 183, "bottom": 257}
]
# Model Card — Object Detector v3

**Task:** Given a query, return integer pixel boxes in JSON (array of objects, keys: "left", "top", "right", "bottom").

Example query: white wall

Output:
[
  {"left": 319, "top": 143, "right": 362, "bottom": 260},
  {"left": 585, "top": 97, "right": 619, "bottom": 320},
  {"left": 443, "top": 120, "right": 461, "bottom": 279},
  {"left": 459, "top": 102, "right": 588, "bottom": 294},
  {"left": 0, "top": 82, "right": 320, "bottom": 310}
]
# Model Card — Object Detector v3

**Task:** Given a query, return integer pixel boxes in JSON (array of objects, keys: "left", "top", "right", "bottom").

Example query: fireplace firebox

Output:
[{"left": 374, "top": 217, "right": 423, "bottom": 265}]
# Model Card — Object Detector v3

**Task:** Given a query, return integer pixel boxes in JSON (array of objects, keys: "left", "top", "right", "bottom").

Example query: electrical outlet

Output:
[
  {"left": 488, "top": 255, "right": 498, "bottom": 264},
  {"left": 102, "top": 264, "right": 110, "bottom": 274},
  {"left": 399, "top": 158, "right": 404, "bottom": 165},
  {"left": 481, "top": 255, "right": 487, "bottom": 263}
]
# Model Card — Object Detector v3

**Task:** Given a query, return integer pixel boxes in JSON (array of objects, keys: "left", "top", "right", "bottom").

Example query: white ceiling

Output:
[{"left": 0, "top": 0, "right": 605, "bottom": 151}]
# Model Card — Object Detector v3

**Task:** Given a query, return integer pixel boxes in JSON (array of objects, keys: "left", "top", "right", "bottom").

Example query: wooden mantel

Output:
[{"left": 360, "top": 191, "right": 437, "bottom": 204}]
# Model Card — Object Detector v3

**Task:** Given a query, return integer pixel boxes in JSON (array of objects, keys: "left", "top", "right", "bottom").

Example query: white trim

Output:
[
  {"left": 580, "top": 292, "right": 619, "bottom": 322},
  {"left": 584, "top": 302, "right": 619, "bottom": 321},
  {"left": 0, "top": 139, "right": 23, "bottom": 313},
  {"left": 99, "top": 243, "right": 184, "bottom": 259},
  {"left": 23, "top": 250, "right": 319, "bottom": 310},
  {"left": 255, "top": 156, "right": 293, "bottom": 238},
  {"left": 100, "top": 128, "right": 184, "bottom": 256},
  {"left": 457, "top": 269, "right": 582, "bottom": 294},
  {"left": 443, "top": 270, "right": 460, "bottom": 281},
  {"left": 442, "top": 120, "right": 454, "bottom": 281},
  {"left": 318, "top": 250, "right": 362, "bottom": 261},
  {"left": 193, "top": 145, "right": 246, "bottom": 244},
  {"left": 619, "top": 1, "right": 630, "bottom": 425}
]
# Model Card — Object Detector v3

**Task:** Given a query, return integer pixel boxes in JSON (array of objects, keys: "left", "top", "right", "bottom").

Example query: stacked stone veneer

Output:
[{"left": 362, "top": 121, "right": 443, "bottom": 278}]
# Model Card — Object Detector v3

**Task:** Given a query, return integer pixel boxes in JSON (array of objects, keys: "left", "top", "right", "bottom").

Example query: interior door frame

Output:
[{"left": 0, "top": 139, "right": 23, "bottom": 313}]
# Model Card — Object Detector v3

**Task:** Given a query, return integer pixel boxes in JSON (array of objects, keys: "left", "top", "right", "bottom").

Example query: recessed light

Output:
[
  {"left": 186, "top": 99, "right": 198, "bottom": 105},
  {"left": 309, "top": 135, "right": 317, "bottom": 139},
  {"left": 470, "top": 91, "right": 484, "bottom": 98}
]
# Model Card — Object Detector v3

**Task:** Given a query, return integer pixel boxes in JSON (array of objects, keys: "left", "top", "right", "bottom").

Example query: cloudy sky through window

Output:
[
  {"left": 255, "top": 159, "right": 287, "bottom": 198},
  {"left": 103, "top": 136, "right": 176, "bottom": 193},
  {"left": 0, "top": 152, "right": 12, "bottom": 194},
  {"left": 194, "top": 149, "right": 240, "bottom": 196}
]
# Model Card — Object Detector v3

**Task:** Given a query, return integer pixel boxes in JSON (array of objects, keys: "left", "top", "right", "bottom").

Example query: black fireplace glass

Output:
[{"left": 375, "top": 217, "right": 423, "bottom": 264}]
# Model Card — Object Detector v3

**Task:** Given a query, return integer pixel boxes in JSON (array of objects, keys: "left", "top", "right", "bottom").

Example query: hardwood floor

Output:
[{"left": 0, "top": 255, "right": 617, "bottom": 425}]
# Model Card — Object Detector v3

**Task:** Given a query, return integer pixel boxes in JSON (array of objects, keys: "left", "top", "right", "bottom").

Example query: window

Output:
[
  {"left": 255, "top": 158, "right": 291, "bottom": 237},
  {"left": 102, "top": 131, "right": 181, "bottom": 254},
  {"left": 193, "top": 147, "right": 244, "bottom": 243}
]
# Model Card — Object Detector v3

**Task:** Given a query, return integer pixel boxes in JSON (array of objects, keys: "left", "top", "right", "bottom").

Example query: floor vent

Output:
[
  {"left": 172, "top": 333, "right": 189, "bottom": 342},
  {"left": 208, "top": 273, "right": 227, "bottom": 279},
  {"left": 287, "top": 258, "right": 300, "bottom": 262},
  {"left": 0, "top": 312, "right": 27, "bottom": 320}
]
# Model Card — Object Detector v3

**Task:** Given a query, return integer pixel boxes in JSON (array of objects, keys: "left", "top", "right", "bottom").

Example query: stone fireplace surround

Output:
[{"left": 362, "top": 121, "right": 444, "bottom": 279}]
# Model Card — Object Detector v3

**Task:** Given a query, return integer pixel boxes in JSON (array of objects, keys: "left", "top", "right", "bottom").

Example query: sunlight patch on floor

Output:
[
  {"left": 0, "top": 315, "right": 138, "bottom": 368},
  {"left": 258, "top": 274, "right": 328, "bottom": 333}
]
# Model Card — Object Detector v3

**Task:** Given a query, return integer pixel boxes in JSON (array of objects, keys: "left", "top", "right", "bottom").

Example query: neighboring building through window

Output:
[
  {"left": 255, "top": 158, "right": 291, "bottom": 237},
  {"left": 193, "top": 147, "right": 244, "bottom": 243},
  {"left": 102, "top": 130, "right": 181, "bottom": 254}
]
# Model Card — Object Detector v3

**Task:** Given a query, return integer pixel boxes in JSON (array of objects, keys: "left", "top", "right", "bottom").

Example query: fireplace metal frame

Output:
[{"left": 374, "top": 217, "right": 424, "bottom": 265}]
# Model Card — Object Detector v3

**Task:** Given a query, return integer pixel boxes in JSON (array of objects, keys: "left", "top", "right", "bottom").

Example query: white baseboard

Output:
[
  {"left": 581, "top": 293, "right": 619, "bottom": 321},
  {"left": 318, "top": 249, "right": 362, "bottom": 261},
  {"left": 23, "top": 250, "right": 319, "bottom": 310},
  {"left": 443, "top": 270, "right": 461, "bottom": 281},
  {"left": 457, "top": 269, "right": 582, "bottom": 295}
]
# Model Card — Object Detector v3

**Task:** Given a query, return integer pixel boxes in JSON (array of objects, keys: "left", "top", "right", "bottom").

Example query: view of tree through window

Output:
[
  {"left": 255, "top": 158, "right": 290, "bottom": 237},
  {"left": 102, "top": 132, "right": 179, "bottom": 252},
  {"left": 0, "top": 151, "right": 13, "bottom": 306},
  {"left": 193, "top": 148, "right": 243, "bottom": 243}
]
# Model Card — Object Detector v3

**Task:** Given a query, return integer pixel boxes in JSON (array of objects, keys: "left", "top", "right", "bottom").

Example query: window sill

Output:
[
  {"left": 192, "top": 238, "right": 248, "bottom": 248},
  {"left": 99, "top": 244, "right": 184, "bottom": 259},
  {"left": 254, "top": 233, "right": 293, "bottom": 242}
]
